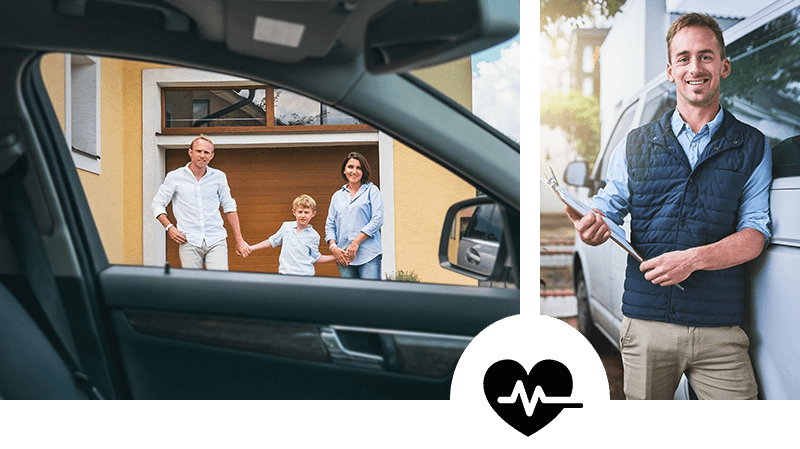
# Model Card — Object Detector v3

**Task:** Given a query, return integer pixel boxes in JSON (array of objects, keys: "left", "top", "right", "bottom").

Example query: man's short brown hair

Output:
[{"left": 666, "top": 13, "right": 726, "bottom": 63}]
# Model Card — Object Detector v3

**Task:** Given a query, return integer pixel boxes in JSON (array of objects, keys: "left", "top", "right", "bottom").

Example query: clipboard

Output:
[{"left": 542, "top": 167, "right": 684, "bottom": 291}]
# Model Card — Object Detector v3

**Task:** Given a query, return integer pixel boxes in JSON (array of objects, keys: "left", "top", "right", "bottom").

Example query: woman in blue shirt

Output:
[{"left": 325, "top": 152, "right": 384, "bottom": 279}]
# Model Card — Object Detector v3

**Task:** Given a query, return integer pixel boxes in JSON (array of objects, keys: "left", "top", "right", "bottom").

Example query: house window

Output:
[
  {"left": 192, "top": 99, "right": 210, "bottom": 121},
  {"left": 274, "top": 89, "right": 363, "bottom": 126},
  {"left": 66, "top": 54, "right": 101, "bottom": 174},
  {"left": 163, "top": 87, "right": 267, "bottom": 130},
  {"left": 162, "top": 85, "right": 369, "bottom": 134}
]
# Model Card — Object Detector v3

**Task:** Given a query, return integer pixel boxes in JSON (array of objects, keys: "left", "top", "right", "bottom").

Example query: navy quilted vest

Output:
[{"left": 622, "top": 109, "right": 765, "bottom": 327}]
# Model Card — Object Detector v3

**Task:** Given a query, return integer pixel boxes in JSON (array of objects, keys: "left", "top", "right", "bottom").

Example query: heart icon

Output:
[{"left": 483, "top": 359, "right": 582, "bottom": 436}]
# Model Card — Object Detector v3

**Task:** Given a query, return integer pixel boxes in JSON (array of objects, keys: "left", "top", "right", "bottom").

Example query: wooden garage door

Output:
[{"left": 165, "top": 144, "right": 380, "bottom": 277}]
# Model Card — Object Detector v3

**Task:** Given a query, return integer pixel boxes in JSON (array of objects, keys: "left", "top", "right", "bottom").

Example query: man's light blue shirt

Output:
[
  {"left": 269, "top": 221, "right": 322, "bottom": 276},
  {"left": 325, "top": 182, "right": 384, "bottom": 266},
  {"left": 591, "top": 107, "right": 772, "bottom": 244},
  {"left": 151, "top": 163, "right": 237, "bottom": 248}
]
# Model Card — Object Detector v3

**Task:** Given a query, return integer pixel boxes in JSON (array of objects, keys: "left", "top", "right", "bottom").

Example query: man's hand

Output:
[
  {"left": 638, "top": 228, "right": 766, "bottom": 287},
  {"left": 639, "top": 249, "right": 696, "bottom": 287},
  {"left": 167, "top": 226, "right": 187, "bottom": 245},
  {"left": 236, "top": 239, "right": 251, "bottom": 257},
  {"left": 565, "top": 205, "right": 611, "bottom": 246}
]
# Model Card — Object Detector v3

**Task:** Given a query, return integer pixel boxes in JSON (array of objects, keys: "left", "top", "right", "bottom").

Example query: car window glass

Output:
[
  {"left": 463, "top": 204, "right": 502, "bottom": 242},
  {"left": 640, "top": 83, "right": 676, "bottom": 126},
  {"left": 722, "top": 5, "right": 800, "bottom": 179},
  {"left": 598, "top": 100, "right": 638, "bottom": 181},
  {"left": 37, "top": 52, "right": 513, "bottom": 288}
]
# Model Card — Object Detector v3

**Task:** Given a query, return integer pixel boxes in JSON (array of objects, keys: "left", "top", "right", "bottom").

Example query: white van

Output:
[{"left": 564, "top": 0, "right": 800, "bottom": 399}]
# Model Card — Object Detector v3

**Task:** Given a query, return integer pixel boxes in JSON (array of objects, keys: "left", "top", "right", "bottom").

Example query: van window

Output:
[
  {"left": 722, "top": 6, "right": 800, "bottom": 179},
  {"left": 598, "top": 100, "right": 638, "bottom": 182},
  {"left": 641, "top": 83, "right": 676, "bottom": 125}
]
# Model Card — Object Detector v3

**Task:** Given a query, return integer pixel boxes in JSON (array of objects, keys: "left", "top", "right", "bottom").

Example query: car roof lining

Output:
[{"left": 6, "top": 0, "right": 370, "bottom": 106}]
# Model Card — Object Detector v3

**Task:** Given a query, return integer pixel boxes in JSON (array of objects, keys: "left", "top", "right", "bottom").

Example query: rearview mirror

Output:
[
  {"left": 365, "top": 0, "right": 519, "bottom": 74},
  {"left": 439, "top": 196, "right": 509, "bottom": 281}
]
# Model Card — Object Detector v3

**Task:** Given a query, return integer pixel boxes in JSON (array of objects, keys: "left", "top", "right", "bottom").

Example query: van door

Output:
[
  {"left": 721, "top": 3, "right": 800, "bottom": 398},
  {"left": 607, "top": 83, "right": 677, "bottom": 339},
  {"left": 581, "top": 100, "right": 639, "bottom": 337}
]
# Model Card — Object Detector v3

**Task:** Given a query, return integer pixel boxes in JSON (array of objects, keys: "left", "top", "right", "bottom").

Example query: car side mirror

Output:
[
  {"left": 563, "top": 161, "right": 589, "bottom": 188},
  {"left": 439, "top": 196, "right": 508, "bottom": 281}
]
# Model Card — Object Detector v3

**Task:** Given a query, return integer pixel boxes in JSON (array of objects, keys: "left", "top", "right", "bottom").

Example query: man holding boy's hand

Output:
[{"left": 152, "top": 136, "right": 249, "bottom": 270}]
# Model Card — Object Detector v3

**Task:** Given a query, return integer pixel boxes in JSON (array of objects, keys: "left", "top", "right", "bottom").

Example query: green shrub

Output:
[{"left": 386, "top": 270, "right": 420, "bottom": 282}]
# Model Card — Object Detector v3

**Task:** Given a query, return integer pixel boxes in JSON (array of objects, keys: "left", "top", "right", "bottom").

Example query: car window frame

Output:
[{"left": 31, "top": 51, "right": 520, "bottom": 289}]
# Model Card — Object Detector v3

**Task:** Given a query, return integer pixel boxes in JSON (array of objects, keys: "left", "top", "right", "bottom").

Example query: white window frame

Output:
[
  {"left": 65, "top": 54, "right": 102, "bottom": 174},
  {"left": 141, "top": 68, "right": 396, "bottom": 277}
]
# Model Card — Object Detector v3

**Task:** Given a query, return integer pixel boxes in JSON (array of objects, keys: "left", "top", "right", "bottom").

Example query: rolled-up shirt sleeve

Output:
[
  {"left": 737, "top": 139, "right": 772, "bottom": 247},
  {"left": 360, "top": 185, "right": 384, "bottom": 237},
  {"left": 218, "top": 173, "right": 237, "bottom": 213},
  {"left": 325, "top": 195, "right": 339, "bottom": 244},
  {"left": 268, "top": 225, "right": 284, "bottom": 248},
  {"left": 589, "top": 135, "right": 632, "bottom": 226},
  {"left": 151, "top": 172, "right": 176, "bottom": 218}
]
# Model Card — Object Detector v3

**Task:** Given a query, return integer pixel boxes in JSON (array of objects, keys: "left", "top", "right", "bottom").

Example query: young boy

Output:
[{"left": 248, "top": 194, "right": 335, "bottom": 276}]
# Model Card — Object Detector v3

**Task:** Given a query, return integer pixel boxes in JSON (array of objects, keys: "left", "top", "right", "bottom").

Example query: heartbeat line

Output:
[{"left": 497, "top": 381, "right": 583, "bottom": 417}]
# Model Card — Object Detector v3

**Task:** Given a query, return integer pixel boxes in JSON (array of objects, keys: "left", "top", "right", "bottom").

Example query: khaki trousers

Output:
[
  {"left": 619, "top": 316, "right": 758, "bottom": 400},
  {"left": 178, "top": 239, "right": 228, "bottom": 270}
]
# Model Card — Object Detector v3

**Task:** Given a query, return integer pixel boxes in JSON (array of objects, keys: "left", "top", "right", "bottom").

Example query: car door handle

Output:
[
  {"left": 324, "top": 325, "right": 472, "bottom": 377},
  {"left": 466, "top": 247, "right": 481, "bottom": 264},
  {"left": 319, "top": 327, "right": 384, "bottom": 366}
]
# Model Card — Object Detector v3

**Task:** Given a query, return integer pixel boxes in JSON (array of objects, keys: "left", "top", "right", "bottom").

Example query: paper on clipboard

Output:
[{"left": 541, "top": 167, "right": 685, "bottom": 291}]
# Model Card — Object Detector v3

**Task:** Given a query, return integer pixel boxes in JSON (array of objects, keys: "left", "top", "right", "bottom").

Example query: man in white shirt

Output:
[{"left": 151, "top": 136, "right": 250, "bottom": 270}]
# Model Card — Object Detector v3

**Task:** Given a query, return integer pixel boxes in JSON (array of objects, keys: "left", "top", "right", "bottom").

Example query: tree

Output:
[
  {"left": 540, "top": 0, "right": 626, "bottom": 32},
  {"left": 540, "top": 90, "right": 601, "bottom": 169},
  {"left": 541, "top": 0, "right": 626, "bottom": 57},
  {"left": 540, "top": 2, "right": 619, "bottom": 168}
]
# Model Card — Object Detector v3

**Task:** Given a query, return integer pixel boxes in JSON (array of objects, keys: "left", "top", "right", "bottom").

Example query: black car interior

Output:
[{"left": 0, "top": 0, "right": 519, "bottom": 399}]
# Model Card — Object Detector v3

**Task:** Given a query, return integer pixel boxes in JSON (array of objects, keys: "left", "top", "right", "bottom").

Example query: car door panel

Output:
[
  {"left": 99, "top": 265, "right": 518, "bottom": 399},
  {"left": 111, "top": 311, "right": 458, "bottom": 399}
]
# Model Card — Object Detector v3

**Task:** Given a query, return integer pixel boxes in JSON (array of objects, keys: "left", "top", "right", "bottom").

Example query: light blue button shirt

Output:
[
  {"left": 151, "top": 163, "right": 237, "bottom": 248},
  {"left": 591, "top": 107, "right": 772, "bottom": 244},
  {"left": 269, "top": 221, "right": 322, "bottom": 276},
  {"left": 325, "top": 182, "right": 384, "bottom": 266}
]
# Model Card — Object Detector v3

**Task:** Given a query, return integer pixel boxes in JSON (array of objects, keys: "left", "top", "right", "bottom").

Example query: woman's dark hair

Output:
[{"left": 340, "top": 151, "right": 371, "bottom": 184}]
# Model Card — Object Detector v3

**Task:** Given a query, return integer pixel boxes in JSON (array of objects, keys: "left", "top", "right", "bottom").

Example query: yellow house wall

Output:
[
  {"left": 120, "top": 60, "right": 170, "bottom": 265},
  {"left": 395, "top": 58, "right": 477, "bottom": 286},
  {"left": 75, "top": 58, "right": 126, "bottom": 264},
  {"left": 40, "top": 54, "right": 168, "bottom": 265}
]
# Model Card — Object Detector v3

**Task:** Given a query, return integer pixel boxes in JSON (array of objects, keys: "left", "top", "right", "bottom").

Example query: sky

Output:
[{"left": 472, "top": 34, "right": 521, "bottom": 143}]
